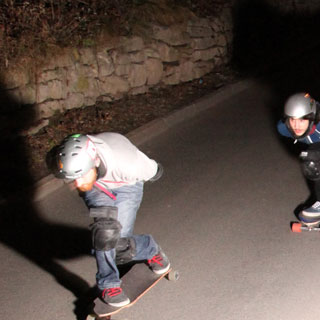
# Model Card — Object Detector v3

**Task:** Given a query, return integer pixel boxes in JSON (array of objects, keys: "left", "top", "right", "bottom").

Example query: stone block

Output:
[
  {"left": 179, "top": 61, "right": 195, "bottom": 82},
  {"left": 20, "top": 85, "right": 36, "bottom": 105},
  {"left": 46, "top": 49, "right": 74, "bottom": 68},
  {"left": 86, "top": 78, "right": 100, "bottom": 98},
  {"left": 187, "top": 19, "right": 213, "bottom": 38},
  {"left": 213, "top": 56, "right": 223, "bottom": 67},
  {"left": 154, "top": 42, "right": 179, "bottom": 62},
  {"left": 218, "top": 46, "right": 228, "bottom": 58},
  {"left": 128, "top": 64, "right": 147, "bottom": 88},
  {"left": 191, "top": 37, "right": 215, "bottom": 50},
  {"left": 65, "top": 66, "right": 79, "bottom": 93},
  {"left": 79, "top": 47, "right": 96, "bottom": 65},
  {"left": 37, "top": 79, "right": 66, "bottom": 103},
  {"left": 215, "top": 34, "right": 227, "bottom": 47},
  {"left": 36, "top": 99, "right": 63, "bottom": 118},
  {"left": 115, "top": 64, "right": 131, "bottom": 77},
  {"left": 111, "top": 51, "right": 131, "bottom": 65},
  {"left": 38, "top": 70, "right": 59, "bottom": 83},
  {"left": 3, "top": 67, "right": 30, "bottom": 89},
  {"left": 38, "top": 67, "right": 68, "bottom": 84},
  {"left": 152, "top": 24, "right": 191, "bottom": 46},
  {"left": 129, "top": 51, "right": 146, "bottom": 63},
  {"left": 162, "top": 66, "right": 180, "bottom": 85},
  {"left": 179, "top": 46, "right": 194, "bottom": 59},
  {"left": 84, "top": 96, "right": 97, "bottom": 106},
  {"left": 145, "top": 58, "right": 163, "bottom": 86},
  {"left": 210, "top": 18, "right": 222, "bottom": 33},
  {"left": 98, "top": 75, "right": 129, "bottom": 96},
  {"left": 121, "top": 36, "right": 144, "bottom": 52},
  {"left": 96, "top": 50, "right": 115, "bottom": 77},
  {"left": 76, "top": 63, "right": 99, "bottom": 78},
  {"left": 144, "top": 47, "right": 161, "bottom": 59},
  {"left": 192, "top": 47, "right": 219, "bottom": 62},
  {"left": 63, "top": 93, "right": 85, "bottom": 110},
  {"left": 188, "top": 17, "right": 210, "bottom": 27},
  {"left": 130, "top": 85, "right": 148, "bottom": 95},
  {"left": 74, "top": 75, "right": 90, "bottom": 93},
  {"left": 193, "top": 61, "right": 214, "bottom": 78},
  {"left": 187, "top": 26, "right": 213, "bottom": 38}
]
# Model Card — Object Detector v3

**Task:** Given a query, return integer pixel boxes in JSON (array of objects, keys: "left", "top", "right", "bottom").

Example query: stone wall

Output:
[
  {"left": 2, "top": 0, "right": 320, "bottom": 135},
  {"left": 1, "top": 5, "right": 233, "bottom": 134}
]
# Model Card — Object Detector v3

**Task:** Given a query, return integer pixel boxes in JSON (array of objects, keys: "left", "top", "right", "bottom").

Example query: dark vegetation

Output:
[{"left": 0, "top": 0, "right": 229, "bottom": 69}]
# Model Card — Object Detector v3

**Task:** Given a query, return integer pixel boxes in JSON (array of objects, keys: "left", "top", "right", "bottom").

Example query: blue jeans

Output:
[{"left": 83, "top": 182, "right": 159, "bottom": 289}]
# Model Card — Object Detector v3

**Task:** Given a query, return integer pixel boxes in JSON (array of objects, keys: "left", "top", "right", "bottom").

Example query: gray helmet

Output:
[
  {"left": 284, "top": 93, "right": 317, "bottom": 139},
  {"left": 56, "top": 134, "right": 97, "bottom": 179},
  {"left": 284, "top": 93, "right": 316, "bottom": 120}
]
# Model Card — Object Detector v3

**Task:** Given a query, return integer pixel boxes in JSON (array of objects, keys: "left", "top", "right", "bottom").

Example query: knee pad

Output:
[
  {"left": 90, "top": 206, "right": 122, "bottom": 251},
  {"left": 115, "top": 237, "right": 137, "bottom": 265},
  {"left": 300, "top": 150, "right": 320, "bottom": 181}
]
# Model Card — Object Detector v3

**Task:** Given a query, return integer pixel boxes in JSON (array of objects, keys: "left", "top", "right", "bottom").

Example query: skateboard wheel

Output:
[
  {"left": 167, "top": 270, "right": 180, "bottom": 281},
  {"left": 291, "top": 222, "right": 302, "bottom": 233}
]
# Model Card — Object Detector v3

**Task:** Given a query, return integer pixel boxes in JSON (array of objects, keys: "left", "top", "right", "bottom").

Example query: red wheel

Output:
[{"left": 291, "top": 222, "right": 302, "bottom": 233}]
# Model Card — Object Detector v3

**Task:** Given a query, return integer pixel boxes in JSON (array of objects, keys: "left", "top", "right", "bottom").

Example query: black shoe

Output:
[{"left": 148, "top": 248, "right": 170, "bottom": 275}]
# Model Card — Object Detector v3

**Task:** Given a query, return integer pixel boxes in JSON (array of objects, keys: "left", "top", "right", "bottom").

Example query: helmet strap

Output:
[{"left": 94, "top": 156, "right": 101, "bottom": 167}]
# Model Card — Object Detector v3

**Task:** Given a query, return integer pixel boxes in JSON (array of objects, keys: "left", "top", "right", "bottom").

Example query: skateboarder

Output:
[
  {"left": 277, "top": 93, "right": 320, "bottom": 223},
  {"left": 53, "top": 133, "right": 170, "bottom": 307}
]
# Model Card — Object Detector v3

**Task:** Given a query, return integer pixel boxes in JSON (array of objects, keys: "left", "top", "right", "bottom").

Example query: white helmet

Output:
[{"left": 284, "top": 93, "right": 316, "bottom": 119}]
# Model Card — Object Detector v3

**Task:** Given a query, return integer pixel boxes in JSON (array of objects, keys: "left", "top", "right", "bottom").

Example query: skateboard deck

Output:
[{"left": 86, "top": 263, "right": 179, "bottom": 320}]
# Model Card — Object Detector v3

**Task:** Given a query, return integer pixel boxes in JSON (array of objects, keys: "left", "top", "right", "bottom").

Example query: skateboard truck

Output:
[{"left": 291, "top": 221, "right": 320, "bottom": 232}]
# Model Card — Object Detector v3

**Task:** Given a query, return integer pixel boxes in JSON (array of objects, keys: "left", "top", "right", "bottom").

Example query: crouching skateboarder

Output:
[
  {"left": 54, "top": 133, "right": 170, "bottom": 307},
  {"left": 277, "top": 93, "right": 320, "bottom": 225}
]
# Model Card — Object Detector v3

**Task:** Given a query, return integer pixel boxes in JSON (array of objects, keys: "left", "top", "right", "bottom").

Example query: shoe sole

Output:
[
  {"left": 107, "top": 298, "right": 130, "bottom": 308},
  {"left": 152, "top": 263, "right": 171, "bottom": 275}
]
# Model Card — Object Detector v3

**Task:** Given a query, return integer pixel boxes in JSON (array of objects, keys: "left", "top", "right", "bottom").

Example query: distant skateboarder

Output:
[
  {"left": 277, "top": 93, "right": 320, "bottom": 223},
  {"left": 53, "top": 133, "right": 170, "bottom": 307}
]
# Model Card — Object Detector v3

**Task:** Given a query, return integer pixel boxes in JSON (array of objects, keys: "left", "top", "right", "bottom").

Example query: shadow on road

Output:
[{"left": 0, "top": 83, "right": 94, "bottom": 319}]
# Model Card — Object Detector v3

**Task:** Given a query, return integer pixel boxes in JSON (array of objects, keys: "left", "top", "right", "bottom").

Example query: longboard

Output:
[{"left": 86, "top": 263, "right": 179, "bottom": 319}]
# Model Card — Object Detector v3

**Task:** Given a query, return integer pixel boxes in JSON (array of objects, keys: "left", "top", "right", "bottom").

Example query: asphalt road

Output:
[{"left": 3, "top": 50, "right": 320, "bottom": 320}]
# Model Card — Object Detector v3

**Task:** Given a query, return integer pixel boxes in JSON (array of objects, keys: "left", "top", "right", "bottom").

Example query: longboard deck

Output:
[{"left": 90, "top": 263, "right": 172, "bottom": 318}]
